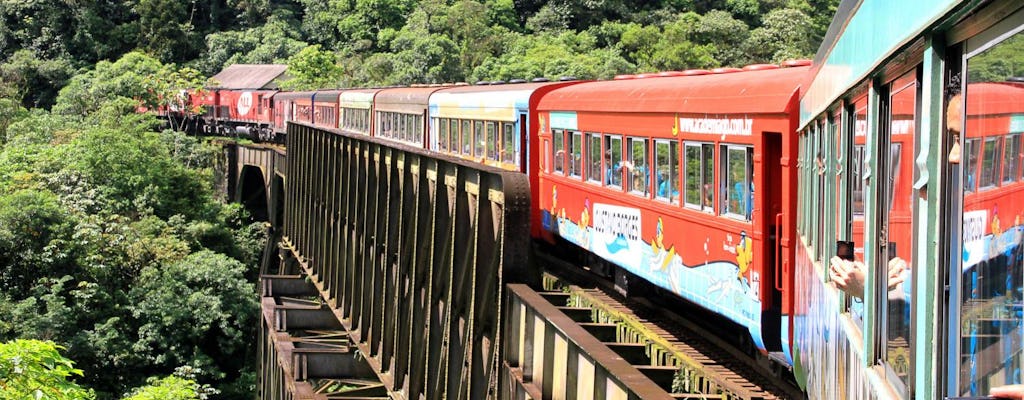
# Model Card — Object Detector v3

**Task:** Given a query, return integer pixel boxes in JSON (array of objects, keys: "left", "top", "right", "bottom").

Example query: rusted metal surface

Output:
[
  {"left": 280, "top": 122, "right": 536, "bottom": 400},
  {"left": 503, "top": 284, "right": 678, "bottom": 400},
  {"left": 259, "top": 275, "right": 387, "bottom": 400}
]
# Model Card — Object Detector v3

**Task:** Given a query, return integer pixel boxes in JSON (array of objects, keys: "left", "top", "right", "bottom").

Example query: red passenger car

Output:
[{"left": 536, "top": 66, "right": 809, "bottom": 352}]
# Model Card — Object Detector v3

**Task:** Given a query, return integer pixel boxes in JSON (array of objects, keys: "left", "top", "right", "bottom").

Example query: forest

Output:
[{"left": 0, "top": 0, "right": 836, "bottom": 398}]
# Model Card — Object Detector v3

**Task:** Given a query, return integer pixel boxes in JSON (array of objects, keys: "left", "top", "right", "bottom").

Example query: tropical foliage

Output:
[{"left": 0, "top": 0, "right": 844, "bottom": 398}]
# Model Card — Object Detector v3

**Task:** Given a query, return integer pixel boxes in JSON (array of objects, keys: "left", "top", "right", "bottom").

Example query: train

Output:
[{"left": 158, "top": 0, "right": 1024, "bottom": 397}]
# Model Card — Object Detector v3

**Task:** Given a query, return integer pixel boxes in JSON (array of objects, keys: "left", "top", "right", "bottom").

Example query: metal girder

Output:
[
  {"left": 502, "top": 284, "right": 678, "bottom": 400},
  {"left": 280, "top": 122, "right": 536, "bottom": 400}
]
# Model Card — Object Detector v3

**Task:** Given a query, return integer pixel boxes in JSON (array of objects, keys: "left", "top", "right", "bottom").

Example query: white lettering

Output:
[
  {"left": 963, "top": 210, "right": 987, "bottom": 245},
  {"left": 592, "top": 203, "right": 643, "bottom": 242},
  {"left": 237, "top": 92, "right": 254, "bottom": 116},
  {"left": 678, "top": 117, "right": 753, "bottom": 136}
]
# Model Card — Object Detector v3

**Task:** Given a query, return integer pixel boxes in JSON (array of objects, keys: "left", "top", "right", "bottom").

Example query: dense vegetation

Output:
[
  {"left": 1, "top": 0, "right": 837, "bottom": 100},
  {"left": 0, "top": 0, "right": 839, "bottom": 398},
  {"left": 0, "top": 51, "right": 265, "bottom": 399}
]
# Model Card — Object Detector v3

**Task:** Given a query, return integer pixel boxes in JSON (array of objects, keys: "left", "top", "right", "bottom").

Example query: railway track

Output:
[{"left": 537, "top": 250, "right": 805, "bottom": 400}]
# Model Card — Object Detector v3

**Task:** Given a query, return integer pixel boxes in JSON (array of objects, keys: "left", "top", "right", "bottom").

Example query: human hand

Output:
[
  {"left": 887, "top": 256, "right": 907, "bottom": 290},
  {"left": 829, "top": 256, "right": 866, "bottom": 298},
  {"left": 991, "top": 384, "right": 1024, "bottom": 399}
]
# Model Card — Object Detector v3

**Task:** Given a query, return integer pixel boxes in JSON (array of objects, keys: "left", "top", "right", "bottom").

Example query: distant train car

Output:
[
  {"left": 339, "top": 89, "right": 379, "bottom": 136},
  {"left": 311, "top": 90, "right": 343, "bottom": 130},
  {"left": 289, "top": 91, "right": 318, "bottom": 126},
  {"left": 794, "top": 0, "right": 1024, "bottom": 398},
  {"left": 271, "top": 91, "right": 311, "bottom": 136},
  {"left": 374, "top": 86, "right": 448, "bottom": 147},
  {"left": 427, "top": 80, "right": 581, "bottom": 237},
  {"left": 536, "top": 65, "right": 809, "bottom": 354}
]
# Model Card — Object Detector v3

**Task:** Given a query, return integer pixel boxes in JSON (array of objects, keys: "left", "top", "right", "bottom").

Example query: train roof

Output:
[
  {"left": 208, "top": 64, "right": 288, "bottom": 90},
  {"left": 311, "top": 90, "right": 344, "bottom": 101},
  {"left": 339, "top": 88, "right": 381, "bottom": 109},
  {"left": 429, "top": 81, "right": 579, "bottom": 121},
  {"left": 800, "top": 0, "right": 963, "bottom": 126},
  {"left": 538, "top": 67, "right": 809, "bottom": 115},
  {"left": 966, "top": 82, "right": 1024, "bottom": 116},
  {"left": 274, "top": 91, "right": 316, "bottom": 100},
  {"left": 375, "top": 86, "right": 449, "bottom": 113}
]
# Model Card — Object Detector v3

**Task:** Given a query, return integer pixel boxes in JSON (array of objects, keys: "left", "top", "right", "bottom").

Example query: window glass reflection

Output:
[{"left": 958, "top": 29, "right": 1024, "bottom": 397}]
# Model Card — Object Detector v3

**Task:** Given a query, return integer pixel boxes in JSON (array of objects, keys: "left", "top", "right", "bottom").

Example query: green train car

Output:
[{"left": 793, "top": 0, "right": 1024, "bottom": 398}]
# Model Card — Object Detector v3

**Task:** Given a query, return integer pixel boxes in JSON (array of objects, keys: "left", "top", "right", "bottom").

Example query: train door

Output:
[{"left": 762, "top": 131, "right": 784, "bottom": 352}]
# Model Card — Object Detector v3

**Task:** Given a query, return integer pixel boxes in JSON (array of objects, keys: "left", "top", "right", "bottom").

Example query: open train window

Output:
[
  {"left": 655, "top": 140, "right": 680, "bottom": 205},
  {"left": 628, "top": 138, "right": 650, "bottom": 196},
  {"left": 721, "top": 144, "right": 753, "bottom": 221},
  {"left": 569, "top": 132, "right": 582, "bottom": 178},
  {"left": 604, "top": 135, "right": 623, "bottom": 188},
  {"left": 438, "top": 118, "right": 448, "bottom": 151},
  {"left": 552, "top": 129, "right": 565, "bottom": 174},
  {"left": 587, "top": 133, "right": 602, "bottom": 183},
  {"left": 684, "top": 142, "right": 715, "bottom": 212}
]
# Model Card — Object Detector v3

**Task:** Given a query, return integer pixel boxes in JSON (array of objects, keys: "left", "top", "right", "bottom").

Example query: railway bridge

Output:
[{"left": 226, "top": 124, "right": 769, "bottom": 400}]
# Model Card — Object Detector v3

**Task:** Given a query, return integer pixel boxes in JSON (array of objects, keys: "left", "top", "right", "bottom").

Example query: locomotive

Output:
[{"left": 163, "top": 0, "right": 1024, "bottom": 397}]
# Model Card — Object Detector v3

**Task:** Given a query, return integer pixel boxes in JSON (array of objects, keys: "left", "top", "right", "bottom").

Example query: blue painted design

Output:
[{"left": 604, "top": 235, "right": 630, "bottom": 254}]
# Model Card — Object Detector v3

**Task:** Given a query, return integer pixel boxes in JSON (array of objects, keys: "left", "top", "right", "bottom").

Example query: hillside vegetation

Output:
[{"left": 0, "top": 0, "right": 837, "bottom": 398}]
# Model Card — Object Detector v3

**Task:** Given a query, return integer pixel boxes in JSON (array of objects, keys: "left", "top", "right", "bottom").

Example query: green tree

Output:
[
  {"left": 0, "top": 189, "right": 76, "bottom": 299},
  {"left": 198, "top": 14, "right": 308, "bottom": 76},
  {"left": 0, "top": 50, "right": 74, "bottom": 109},
  {"left": 123, "top": 376, "right": 199, "bottom": 400},
  {"left": 128, "top": 250, "right": 258, "bottom": 383},
  {"left": 0, "top": 339, "right": 95, "bottom": 400},
  {"left": 743, "top": 7, "right": 816, "bottom": 63},
  {"left": 280, "top": 45, "right": 344, "bottom": 90},
  {"left": 693, "top": 10, "right": 750, "bottom": 67}
]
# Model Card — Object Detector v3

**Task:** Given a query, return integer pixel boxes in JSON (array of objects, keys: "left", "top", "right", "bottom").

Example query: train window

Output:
[
  {"left": 956, "top": 25, "right": 1024, "bottom": 397},
  {"left": 980, "top": 137, "right": 1002, "bottom": 189},
  {"left": 587, "top": 133, "right": 602, "bottom": 183},
  {"left": 487, "top": 122, "right": 498, "bottom": 160},
  {"left": 852, "top": 95, "right": 869, "bottom": 219},
  {"left": 655, "top": 140, "right": 680, "bottom": 204},
  {"left": 721, "top": 145, "right": 753, "bottom": 220},
  {"left": 502, "top": 122, "right": 516, "bottom": 164},
  {"left": 629, "top": 138, "right": 650, "bottom": 196},
  {"left": 834, "top": 109, "right": 847, "bottom": 240},
  {"left": 474, "top": 121, "right": 485, "bottom": 158},
  {"left": 416, "top": 115, "right": 424, "bottom": 144},
  {"left": 880, "top": 69, "right": 917, "bottom": 395},
  {"left": 461, "top": 120, "right": 471, "bottom": 155},
  {"left": 1003, "top": 134, "right": 1019, "bottom": 184},
  {"left": 684, "top": 142, "right": 714, "bottom": 212},
  {"left": 569, "top": 132, "right": 582, "bottom": 178},
  {"left": 450, "top": 120, "right": 459, "bottom": 154},
  {"left": 964, "top": 138, "right": 980, "bottom": 192},
  {"left": 553, "top": 129, "right": 565, "bottom": 174},
  {"left": 605, "top": 135, "right": 623, "bottom": 188},
  {"left": 438, "top": 118, "right": 448, "bottom": 151}
]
